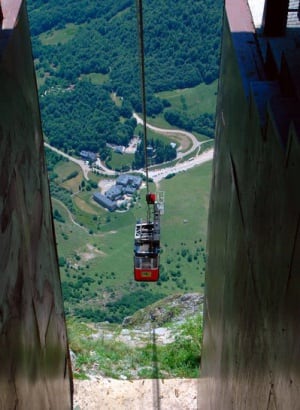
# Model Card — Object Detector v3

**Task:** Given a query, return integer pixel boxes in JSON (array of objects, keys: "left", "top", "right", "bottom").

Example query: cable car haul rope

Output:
[{"left": 134, "top": 0, "right": 164, "bottom": 282}]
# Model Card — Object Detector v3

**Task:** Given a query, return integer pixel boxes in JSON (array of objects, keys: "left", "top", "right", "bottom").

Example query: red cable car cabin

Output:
[
  {"left": 134, "top": 222, "right": 160, "bottom": 281},
  {"left": 134, "top": 193, "right": 161, "bottom": 281}
]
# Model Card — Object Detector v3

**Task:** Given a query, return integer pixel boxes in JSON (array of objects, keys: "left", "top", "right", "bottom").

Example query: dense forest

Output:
[{"left": 27, "top": 0, "right": 222, "bottom": 155}]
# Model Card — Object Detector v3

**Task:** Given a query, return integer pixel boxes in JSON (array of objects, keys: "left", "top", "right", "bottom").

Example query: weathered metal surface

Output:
[
  {"left": 201, "top": 0, "right": 300, "bottom": 408},
  {"left": 0, "top": 1, "right": 72, "bottom": 408}
]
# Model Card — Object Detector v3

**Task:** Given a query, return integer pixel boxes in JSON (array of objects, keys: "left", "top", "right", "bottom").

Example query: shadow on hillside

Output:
[{"left": 151, "top": 327, "right": 161, "bottom": 410}]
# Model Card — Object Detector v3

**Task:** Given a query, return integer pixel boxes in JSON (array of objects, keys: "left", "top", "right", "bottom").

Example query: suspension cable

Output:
[{"left": 136, "top": 0, "right": 151, "bottom": 220}]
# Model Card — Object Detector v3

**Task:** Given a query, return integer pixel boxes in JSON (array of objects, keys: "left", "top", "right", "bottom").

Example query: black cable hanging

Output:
[{"left": 136, "top": 0, "right": 151, "bottom": 221}]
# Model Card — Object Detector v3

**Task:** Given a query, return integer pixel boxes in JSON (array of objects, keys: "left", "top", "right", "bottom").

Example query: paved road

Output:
[
  {"left": 45, "top": 116, "right": 214, "bottom": 184},
  {"left": 148, "top": 148, "right": 214, "bottom": 183},
  {"left": 44, "top": 142, "right": 90, "bottom": 180},
  {"left": 133, "top": 112, "right": 214, "bottom": 182},
  {"left": 94, "top": 158, "right": 117, "bottom": 176},
  {"left": 133, "top": 112, "right": 201, "bottom": 158}
]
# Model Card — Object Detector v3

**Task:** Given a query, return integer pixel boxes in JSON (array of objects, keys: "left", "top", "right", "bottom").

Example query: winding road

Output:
[
  {"left": 133, "top": 112, "right": 214, "bottom": 183},
  {"left": 44, "top": 115, "right": 214, "bottom": 185},
  {"left": 133, "top": 112, "right": 200, "bottom": 158},
  {"left": 44, "top": 142, "right": 91, "bottom": 180}
]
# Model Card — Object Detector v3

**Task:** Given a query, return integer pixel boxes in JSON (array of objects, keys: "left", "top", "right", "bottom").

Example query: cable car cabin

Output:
[
  {"left": 134, "top": 194, "right": 161, "bottom": 281},
  {"left": 134, "top": 221, "right": 160, "bottom": 281}
]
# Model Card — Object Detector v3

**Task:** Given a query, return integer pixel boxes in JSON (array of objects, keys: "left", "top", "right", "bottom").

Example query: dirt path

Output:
[{"left": 51, "top": 198, "right": 88, "bottom": 232}]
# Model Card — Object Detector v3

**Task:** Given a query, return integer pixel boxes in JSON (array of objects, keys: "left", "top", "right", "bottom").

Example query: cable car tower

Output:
[{"left": 134, "top": 0, "right": 164, "bottom": 281}]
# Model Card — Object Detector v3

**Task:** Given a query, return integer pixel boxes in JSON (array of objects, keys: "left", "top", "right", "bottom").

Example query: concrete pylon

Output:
[
  {"left": 0, "top": 1, "right": 72, "bottom": 408},
  {"left": 201, "top": 0, "right": 300, "bottom": 408}
]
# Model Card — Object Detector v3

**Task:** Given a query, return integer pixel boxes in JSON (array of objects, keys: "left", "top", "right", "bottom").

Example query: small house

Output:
[
  {"left": 80, "top": 150, "right": 97, "bottom": 162},
  {"left": 93, "top": 192, "right": 117, "bottom": 212},
  {"left": 105, "top": 185, "right": 123, "bottom": 201}
]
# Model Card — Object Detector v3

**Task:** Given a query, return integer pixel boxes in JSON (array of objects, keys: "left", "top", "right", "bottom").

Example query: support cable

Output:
[{"left": 136, "top": 0, "right": 151, "bottom": 221}]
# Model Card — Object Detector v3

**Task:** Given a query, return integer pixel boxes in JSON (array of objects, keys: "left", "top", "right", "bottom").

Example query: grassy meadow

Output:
[
  {"left": 157, "top": 80, "right": 218, "bottom": 118},
  {"left": 46, "top": 80, "right": 215, "bottom": 322},
  {"left": 30, "top": 2, "right": 219, "bottom": 377},
  {"left": 51, "top": 152, "right": 212, "bottom": 321},
  {"left": 39, "top": 23, "right": 81, "bottom": 45}
]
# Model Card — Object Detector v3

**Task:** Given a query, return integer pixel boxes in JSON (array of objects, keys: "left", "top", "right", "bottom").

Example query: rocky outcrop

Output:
[{"left": 122, "top": 293, "right": 203, "bottom": 328}]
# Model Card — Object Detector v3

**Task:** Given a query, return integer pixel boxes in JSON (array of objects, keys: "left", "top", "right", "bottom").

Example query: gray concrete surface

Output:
[
  {"left": 201, "top": 1, "right": 300, "bottom": 408},
  {"left": 0, "top": 1, "right": 72, "bottom": 408}
]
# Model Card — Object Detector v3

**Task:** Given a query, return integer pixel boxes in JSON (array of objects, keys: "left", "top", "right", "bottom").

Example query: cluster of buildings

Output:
[
  {"left": 93, "top": 174, "right": 142, "bottom": 212},
  {"left": 80, "top": 150, "right": 143, "bottom": 212}
]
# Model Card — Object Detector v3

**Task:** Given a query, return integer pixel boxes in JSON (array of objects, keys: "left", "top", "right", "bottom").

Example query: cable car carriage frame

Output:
[{"left": 134, "top": 192, "right": 164, "bottom": 282}]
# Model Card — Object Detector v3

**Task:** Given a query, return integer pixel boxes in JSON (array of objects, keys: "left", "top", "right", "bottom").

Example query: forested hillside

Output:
[{"left": 27, "top": 0, "right": 222, "bottom": 154}]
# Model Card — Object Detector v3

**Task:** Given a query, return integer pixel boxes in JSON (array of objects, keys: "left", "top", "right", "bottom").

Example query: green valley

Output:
[
  {"left": 27, "top": 0, "right": 221, "bottom": 327},
  {"left": 49, "top": 145, "right": 212, "bottom": 323},
  {"left": 28, "top": 0, "right": 222, "bottom": 153}
]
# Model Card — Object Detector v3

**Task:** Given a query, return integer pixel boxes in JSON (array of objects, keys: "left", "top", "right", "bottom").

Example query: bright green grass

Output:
[
  {"left": 53, "top": 158, "right": 212, "bottom": 314},
  {"left": 39, "top": 23, "right": 80, "bottom": 45},
  {"left": 134, "top": 82, "right": 218, "bottom": 132},
  {"left": 107, "top": 151, "right": 134, "bottom": 170},
  {"left": 52, "top": 199, "right": 91, "bottom": 256},
  {"left": 48, "top": 135, "right": 213, "bottom": 319},
  {"left": 137, "top": 119, "right": 211, "bottom": 146},
  {"left": 142, "top": 115, "right": 179, "bottom": 130},
  {"left": 54, "top": 161, "right": 83, "bottom": 193},
  {"left": 144, "top": 82, "right": 217, "bottom": 140},
  {"left": 68, "top": 313, "right": 202, "bottom": 379},
  {"left": 160, "top": 162, "right": 211, "bottom": 243},
  {"left": 80, "top": 73, "right": 110, "bottom": 85},
  {"left": 54, "top": 160, "right": 81, "bottom": 181},
  {"left": 157, "top": 80, "right": 218, "bottom": 118},
  {"left": 135, "top": 124, "right": 185, "bottom": 147},
  {"left": 158, "top": 162, "right": 212, "bottom": 290}
]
